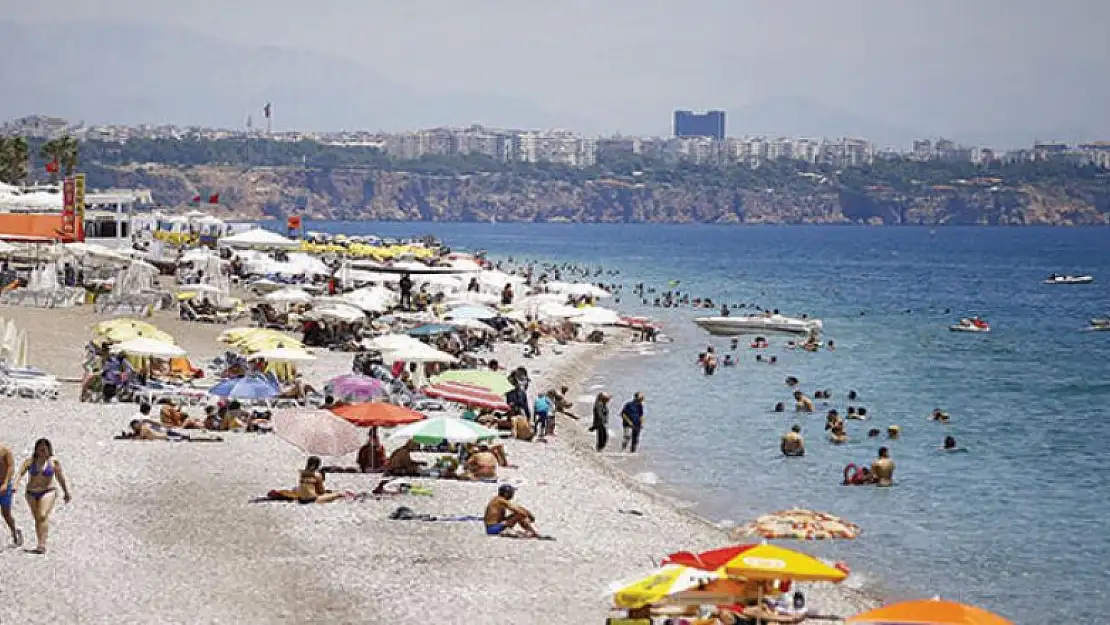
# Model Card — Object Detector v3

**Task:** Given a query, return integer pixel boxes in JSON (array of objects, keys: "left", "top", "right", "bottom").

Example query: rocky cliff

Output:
[{"left": 88, "top": 163, "right": 1110, "bottom": 226}]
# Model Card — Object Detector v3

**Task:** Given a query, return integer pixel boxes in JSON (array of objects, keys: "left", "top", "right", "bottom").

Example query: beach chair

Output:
[{"left": 0, "top": 365, "right": 60, "bottom": 400}]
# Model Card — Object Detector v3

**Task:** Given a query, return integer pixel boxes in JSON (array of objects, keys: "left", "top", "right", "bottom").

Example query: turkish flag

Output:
[
  {"left": 208, "top": 193, "right": 219, "bottom": 204},
  {"left": 45, "top": 158, "right": 59, "bottom": 174}
]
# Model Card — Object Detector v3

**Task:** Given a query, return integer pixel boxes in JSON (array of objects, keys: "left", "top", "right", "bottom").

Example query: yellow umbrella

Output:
[
  {"left": 664, "top": 544, "right": 848, "bottom": 583},
  {"left": 236, "top": 335, "right": 303, "bottom": 354},
  {"left": 93, "top": 324, "right": 175, "bottom": 345},
  {"left": 611, "top": 565, "right": 721, "bottom": 610},
  {"left": 93, "top": 318, "right": 159, "bottom": 335}
]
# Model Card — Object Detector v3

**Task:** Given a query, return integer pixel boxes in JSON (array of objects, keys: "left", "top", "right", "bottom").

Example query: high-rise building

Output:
[{"left": 673, "top": 110, "right": 726, "bottom": 140}]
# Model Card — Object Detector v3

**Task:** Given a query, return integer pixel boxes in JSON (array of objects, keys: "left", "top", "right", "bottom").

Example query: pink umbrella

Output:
[
  {"left": 421, "top": 381, "right": 510, "bottom": 412},
  {"left": 324, "top": 374, "right": 389, "bottom": 402},
  {"left": 273, "top": 409, "right": 364, "bottom": 457}
]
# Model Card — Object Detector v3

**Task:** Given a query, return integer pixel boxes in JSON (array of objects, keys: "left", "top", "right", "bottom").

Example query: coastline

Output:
[{"left": 2, "top": 305, "right": 877, "bottom": 624}]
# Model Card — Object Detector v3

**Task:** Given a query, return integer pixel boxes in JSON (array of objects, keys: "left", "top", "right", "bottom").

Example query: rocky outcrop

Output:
[{"left": 86, "top": 163, "right": 1110, "bottom": 226}]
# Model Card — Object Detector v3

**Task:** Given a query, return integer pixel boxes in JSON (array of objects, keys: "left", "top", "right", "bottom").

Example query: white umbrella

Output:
[
  {"left": 308, "top": 303, "right": 366, "bottom": 323},
  {"left": 545, "top": 281, "right": 611, "bottom": 298},
  {"left": 445, "top": 318, "right": 496, "bottom": 333},
  {"left": 265, "top": 287, "right": 313, "bottom": 304},
  {"left": 249, "top": 347, "right": 317, "bottom": 362},
  {"left": 569, "top": 307, "right": 622, "bottom": 325},
  {"left": 537, "top": 303, "right": 583, "bottom": 320},
  {"left": 109, "top": 338, "right": 187, "bottom": 358},
  {"left": 364, "top": 333, "right": 427, "bottom": 352},
  {"left": 219, "top": 229, "right": 301, "bottom": 249},
  {"left": 381, "top": 341, "right": 458, "bottom": 364}
]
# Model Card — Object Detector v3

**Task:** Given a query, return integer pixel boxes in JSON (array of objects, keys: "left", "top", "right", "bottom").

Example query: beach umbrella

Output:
[
  {"left": 95, "top": 325, "right": 176, "bottom": 345},
  {"left": 307, "top": 302, "right": 366, "bottom": 323},
  {"left": 735, "top": 508, "right": 862, "bottom": 541},
  {"left": 324, "top": 374, "right": 389, "bottom": 402},
  {"left": 329, "top": 402, "right": 425, "bottom": 428},
  {"left": 381, "top": 341, "right": 458, "bottom": 364},
  {"left": 387, "top": 416, "right": 500, "bottom": 445},
  {"left": 109, "top": 337, "right": 186, "bottom": 358},
  {"left": 444, "top": 305, "right": 499, "bottom": 321},
  {"left": 847, "top": 598, "right": 1013, "bottom": 625},
  {"left": 610, "top": 564, "right": 722, "bottom": 610},
  {"left": 445, "top": 318, "right": 496, "bottom": 333},
  {"left": 568, "top": 307, "right": 622, "bottom": 326},
  {"left": 421, "top": 381, "right": 510, "bottom": 412},
  {"left": 208, "top": 374, "right": 280, "bottom": 400},
  {"left": 664, "top": 544, "right": 848, "bottom": 583},
  {"left": 248, "top": 347, "right": 317, "bottom": 363},
  {"left": 273, "top": 409, "right": 364, "bottom": 456},
  {"left": 265, "top": 287, "right": 313, "bottom": 304},
  {"left": 430, "top": 369, "right": 513, "bottom": 395},
  {"left": 219, "top": 228, "right": 301, "bottom": 249},
  {"left": 405, "top": 323, "right": 457, "bottom": 337},
  {"left": 363, "top": 333, "right": 427, "bottom": 352}
]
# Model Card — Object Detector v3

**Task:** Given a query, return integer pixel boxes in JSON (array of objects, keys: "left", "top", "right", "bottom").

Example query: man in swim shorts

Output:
[
  {"left": 0, "top": 442, "right": 22, "bottom": 547},
  {"left": 781, "top": 425, "right": 805, "bottom": 456},
  {"left": 871, "top": 447, "right": 895, "bottom": 487},
  {"left": 483, "top": 484, "right": 538, "bottom": 538}
]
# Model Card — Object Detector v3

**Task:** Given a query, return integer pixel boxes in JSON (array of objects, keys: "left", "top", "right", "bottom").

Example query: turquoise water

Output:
[{"left": 303, "top": 222, "right": 1110, "bottom": 623}]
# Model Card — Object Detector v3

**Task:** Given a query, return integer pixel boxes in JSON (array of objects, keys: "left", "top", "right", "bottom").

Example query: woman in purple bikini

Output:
[{"left": 14, "top": 439, "right": 72, "bottom": 555}]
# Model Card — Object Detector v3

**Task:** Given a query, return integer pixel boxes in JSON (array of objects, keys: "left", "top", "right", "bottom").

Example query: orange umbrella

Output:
[
  {"left": 847, "top": 598, "right": 1013, "bottom": 625},
  {"left": 329, "top": 402, "right": 426, "bottom": 428}
]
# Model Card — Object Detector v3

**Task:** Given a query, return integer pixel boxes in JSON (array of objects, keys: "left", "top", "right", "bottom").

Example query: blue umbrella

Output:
[
  {"left": 209, "top": 374, "right": 280, "bottom": 400},
  {"left": 445, "top": 305, "right": 499, "bottom": 321},
  {"left": 406, "top": 323, "right": 457, "bottom": 337}
]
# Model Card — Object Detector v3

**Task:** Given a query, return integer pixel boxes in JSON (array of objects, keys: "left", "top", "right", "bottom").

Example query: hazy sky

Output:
[{"left": 4, "top": 0, "right": 1110, "bottom": 145}]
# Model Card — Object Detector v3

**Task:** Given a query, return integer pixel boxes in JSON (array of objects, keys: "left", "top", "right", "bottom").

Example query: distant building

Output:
[{"left": 673, "top": 110, "right": 726, "bottom": 140}]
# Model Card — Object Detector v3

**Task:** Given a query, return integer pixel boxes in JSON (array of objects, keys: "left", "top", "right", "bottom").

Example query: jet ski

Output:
[{"left": 950, "top": 317, "right": 991, "bottom": 333}]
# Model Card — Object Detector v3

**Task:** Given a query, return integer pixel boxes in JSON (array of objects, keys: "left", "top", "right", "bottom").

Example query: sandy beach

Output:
[{"left": 1, "top": 304, "right": 876, "bottom": 624}]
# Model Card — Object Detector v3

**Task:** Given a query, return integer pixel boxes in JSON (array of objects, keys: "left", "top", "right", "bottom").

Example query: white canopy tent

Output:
[{"left": 218, "top": 229, "right": 300, "bottom": 250}]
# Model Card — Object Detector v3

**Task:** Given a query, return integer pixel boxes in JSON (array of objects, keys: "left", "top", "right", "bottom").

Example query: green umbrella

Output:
[
  {"left": 386, "top": 416, "right": 501, "bottom": 445},
  {"left": 430, "top": 369, "right": 514, "bottom": 395}
]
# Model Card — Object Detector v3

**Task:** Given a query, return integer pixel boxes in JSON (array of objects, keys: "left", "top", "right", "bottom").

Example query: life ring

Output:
[{"left": 842, "top": 463, "right": 861, "bottom": 485}]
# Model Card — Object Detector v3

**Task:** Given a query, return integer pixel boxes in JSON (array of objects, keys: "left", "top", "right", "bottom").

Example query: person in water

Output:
[
  {"left": 14, "top": 438, "right": 72, "bottom": 554},
  {"left": 871, "top": 447, "right": 895, "bottom": 487},
  {"left": 793, "top": 390, "right": 814, "bottom": 413},
  {"left": 781, "top": 425, "right": 805, "bottom": 456},
  {"left": 296, "top": 456, "right": 343, "bottom": 504},
  {"left": 930, "top": 409, "right": 950, "bottom": 423},
  {"left": 942, "top": 436, "right": 967, "bottom": 452},
  {"left": 887, "top": 425, "right": 900, "bottom": 440}
]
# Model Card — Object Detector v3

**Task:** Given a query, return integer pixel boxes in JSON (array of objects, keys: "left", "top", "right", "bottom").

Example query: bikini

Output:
[{"left": 27, "top": 459, "right": 56, "bottom": 500}]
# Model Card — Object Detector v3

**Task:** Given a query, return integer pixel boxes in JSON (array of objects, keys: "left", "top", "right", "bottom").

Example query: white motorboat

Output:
[
  {"left": 1089, "top": 318, "right": 1110, "bottom": 331},
  {"left": 694, "top": 314, "right": 822, "bottom": 337},
  {"left": 1043, "top": 274, "right": 1094, "bottom": 285},
  {"left": 950, "top": 318, "right": 991, "bottom": 333}
]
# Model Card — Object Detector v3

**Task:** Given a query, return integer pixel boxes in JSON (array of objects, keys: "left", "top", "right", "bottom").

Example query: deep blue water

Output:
[{"left": 301, "top": 222, "right": 1110, "bottom": 624}]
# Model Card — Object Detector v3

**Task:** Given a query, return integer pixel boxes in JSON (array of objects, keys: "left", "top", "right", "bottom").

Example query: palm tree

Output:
[
  {"left": 0, "top": 136, "right": 29, "bottom": 185},
  {"left": 40, "top": 136, "right": 79, "bottom": 181}
]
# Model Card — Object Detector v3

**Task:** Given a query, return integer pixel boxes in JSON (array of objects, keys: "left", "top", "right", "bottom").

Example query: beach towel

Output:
[{"left": 387, "top": 506, "right": 481, "bottom": 522}]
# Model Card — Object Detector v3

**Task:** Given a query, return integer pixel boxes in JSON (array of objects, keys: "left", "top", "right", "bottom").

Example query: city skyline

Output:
[{"left": 1, "top": 1, "right": 1109, "bottom": 148}]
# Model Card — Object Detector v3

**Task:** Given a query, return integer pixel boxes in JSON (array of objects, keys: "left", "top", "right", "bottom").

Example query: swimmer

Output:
[
  {"left": 773, "top": 402, "right": 785, "bottom": 413},
  {"left": 846, "top": 406, "right": 858, "bottom": 419},
  {"left": 871, "top": 447, "right": 895, "bottom": 487},
  {"left": 857, "top": 407, "right": 868, "bottom": 419},
  {"left": 722, "top": 355, "right": 735, "bottom": 367},
  {"left": 781, "top": 425, "right": 805, "bottom": 457},
  {"left": 768, "top": 356, "right": 777, "bottom": 365},
  {"left": 785, "top": 376, "right": 799, "bottom": 387},
  {"left": 755, "top": 354, "right": 763, "bottom": 362},
  {"left": 930, "top": 408, "right": 950, "bottom": 423},
  {"left": 793, "top": 390, "right": 814, "bottom": 413},
  {"left": 887, "top": 425, "right": 900, "bottom": 440},
  {"left": 942, "top": 436, "right": 967, "bottom": 452},
  {"left": 848, "top": 389, "right": 858, "bottom": 400},
  {"left": 829, "top": 423, "right": 848, "bottom": 444},
  {"left": 867, "top": 428, "right": 881, "bottom": 438}
]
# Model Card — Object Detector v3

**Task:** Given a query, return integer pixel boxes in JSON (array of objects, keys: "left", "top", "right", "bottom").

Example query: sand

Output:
[{"left": 1, "top": 304, "right": 876, "bottom": 624}]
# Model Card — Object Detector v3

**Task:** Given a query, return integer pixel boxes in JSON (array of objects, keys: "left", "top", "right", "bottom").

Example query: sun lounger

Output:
[{"left": 0, "top": 366, "right": 60, "bottom": 399}]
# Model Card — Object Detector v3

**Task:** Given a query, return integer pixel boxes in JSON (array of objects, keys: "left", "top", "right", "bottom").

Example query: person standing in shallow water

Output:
[
  {"left": 871, "top": 447, "right": 895, "bottom": 487},
  {"left": 620, "top": 392, "right": 645, "bottom": 453},
  {"left": 15, "top": 438, "right": 72, "bottom": 555},
  {"left": 589, "top": 392, "right": 611, "bottom": 451}
]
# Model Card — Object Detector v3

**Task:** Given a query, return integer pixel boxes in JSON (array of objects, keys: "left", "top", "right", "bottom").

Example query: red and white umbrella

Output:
[
  {"left": 273, "top": 409, "right": 365, "bottom": 457},
  {"left": 421, "top": 381, "right": 510, "bottom": 412}
]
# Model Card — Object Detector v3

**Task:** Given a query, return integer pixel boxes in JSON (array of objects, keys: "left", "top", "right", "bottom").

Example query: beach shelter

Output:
[
  {"left": 208, "top": 374, "right": 280, "bottom": 400},
  {"left": 610, "top": 564, "right": 722, "bottom": 610},
  {"left": 273, "top": 409, "right": 364, "bottom": 457},
  {"left": 847, "top": 598, "right": 1013, "bottom": 625},
  {"left": 109, "top": 338, "right": 186, "bottom": 358},
  {"left": 420, "top": 381, "right": 510, "bottom": 412},
  {"left": 329, "top": 403, "right": 425, "bottom": 428},
  {"left": 387, "top": 416, "right": 499, "bottom": 445},
  {"left": 430, "top": 369, "right": 513, "bottom": 395},
  {"left": 324, "top": 374, "right": 389, "bottom": 403},
  {"left": 663, "top": 544, "right": 848, "bottom": 583}
]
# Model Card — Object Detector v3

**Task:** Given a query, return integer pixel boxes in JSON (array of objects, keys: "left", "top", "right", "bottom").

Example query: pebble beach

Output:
[{"left": 2, "top": 304, "right": 876, "bottom": 624}]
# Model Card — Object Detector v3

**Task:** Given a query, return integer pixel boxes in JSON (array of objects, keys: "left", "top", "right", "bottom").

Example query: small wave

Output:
[
  {"left": 715, "top": 518, "right": 737, "bottom": 530},
  {"left": 587, "top": 383, "right": 605, "bottom": 390},
  {"left": 634, "top": 471, "right": 660, "bottom": 485},
  {"left": 637, "top": 350, "right": 658, "bottom": 356}
]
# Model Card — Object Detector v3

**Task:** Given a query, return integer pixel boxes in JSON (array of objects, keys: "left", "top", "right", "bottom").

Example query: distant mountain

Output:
[
  {"left": 0, "top": 21, "right": 582, "bottom": 132},
  {"left": 726, "top": 96, "right": 923, "bottom": 148}
]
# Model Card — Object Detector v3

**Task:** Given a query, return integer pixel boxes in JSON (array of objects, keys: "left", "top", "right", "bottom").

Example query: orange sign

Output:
[{"left": 74, "top": 174, "right": 86, "bottom": 241}]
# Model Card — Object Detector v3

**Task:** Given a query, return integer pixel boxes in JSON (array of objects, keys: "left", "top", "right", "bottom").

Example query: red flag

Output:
[
  {"left": 191, "top": 194, "right": 201, "bottom": 203},
  {"left": 208, "top": 193, "right": 220, "bottom": 204},
  {"left": 45, "top": 158, "right": 59, "bottom": 174}
]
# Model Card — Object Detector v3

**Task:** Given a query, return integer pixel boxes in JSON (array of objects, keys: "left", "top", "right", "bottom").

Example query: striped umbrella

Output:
[
  {"left": 386, "top": 416, "right": 500, "bottom": 445},
  {"left": 273, "top": 409, "right": 364, "bottom": 457},
  {"left": 421, "top": 381, "right": 510, "bottom": 412}
]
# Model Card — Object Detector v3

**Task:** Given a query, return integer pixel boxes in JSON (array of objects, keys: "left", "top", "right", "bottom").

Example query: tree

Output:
[
  {"left": 0, "top": 137, "right": 30, "bottom": 184},
  {"left": 40, "top": 136, "right": 79, "bottom": 180}
]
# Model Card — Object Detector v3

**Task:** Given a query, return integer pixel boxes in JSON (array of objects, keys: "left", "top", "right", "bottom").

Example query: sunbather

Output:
[
  {"left": 160, "top": 400, "right": 203, "bottom": 429},
  {"left": 295, "top": 456, "right": 343, "bottom": 504},
  {"left": 483, "top": 484, "right": 538, "bottom": 538},
  {"left": 464, "top": 445, "right": 499, "bottom": 479},
  {"left": 386, "top": 440, "right": 426, "bottom": 476}
]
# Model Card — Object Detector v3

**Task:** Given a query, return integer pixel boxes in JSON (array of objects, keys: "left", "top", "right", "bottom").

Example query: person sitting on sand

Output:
[
  {"left": 386, "top": 440, "right": 426, "bottom": 476},
  {"left": 464, "top": 444, "right": 499, "bottom": 480},
  {"left": 793, "top": 390, "right": 814, "bottom": 413},
  {"left": 509, "top": 411, "right": 534, "bottom": 441},
  {"left": 296, "top": 456, "right": 343, "bottom": 504},
  {"left": 871, "top": 447, "right": 895, "bottom": 487},
  {"left": 781, "top": 425, "right": 805, "bottom": 457},
  {"left": 357, "top": 431, "right": 386, "bottom": 473},
  {"left": 483, "top": 484, "right": 538, "bottom": 538}
]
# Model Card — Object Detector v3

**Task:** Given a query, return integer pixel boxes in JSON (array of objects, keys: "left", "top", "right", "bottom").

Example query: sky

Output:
[{"left": 3, "top": 0, "right": 1109, "bottom": 147}]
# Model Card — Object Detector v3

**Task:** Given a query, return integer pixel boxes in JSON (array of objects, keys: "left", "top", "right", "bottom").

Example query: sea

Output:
[{"left": 300, "top": 221, "right": 1110, "bottom": 624}]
